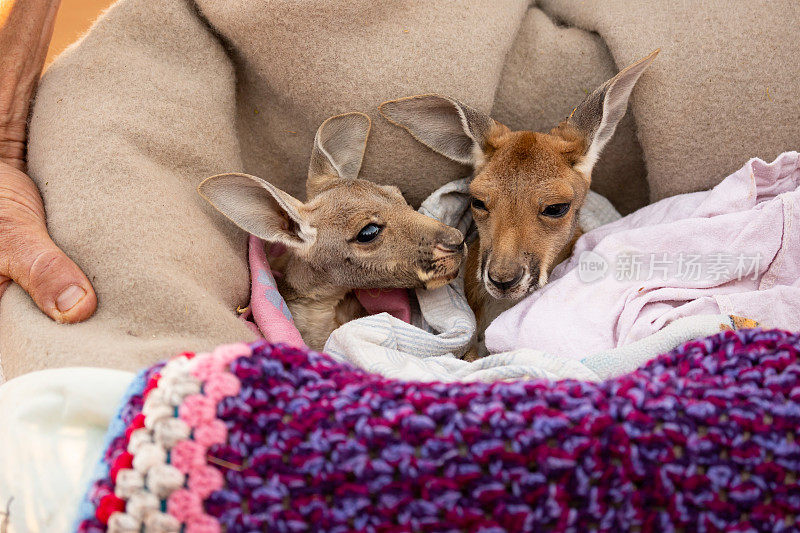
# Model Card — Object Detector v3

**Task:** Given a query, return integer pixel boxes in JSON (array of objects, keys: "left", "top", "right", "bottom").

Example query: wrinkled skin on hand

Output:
[
  {"left": 0, "top": 160, "right": 97, "bottom": 322},
  {"left": 0, "top": 0, "right": 96, "bottom": 323}
]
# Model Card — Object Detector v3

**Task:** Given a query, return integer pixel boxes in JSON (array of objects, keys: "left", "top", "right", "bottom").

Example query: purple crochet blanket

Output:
[{"left": 77, "top": 328, "right": 800, "bottom": 532}]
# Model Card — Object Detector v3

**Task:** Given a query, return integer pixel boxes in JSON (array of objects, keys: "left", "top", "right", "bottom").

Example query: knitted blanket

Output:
[{"left": 77, "top": 328, "right": 800, "bottom": 531}]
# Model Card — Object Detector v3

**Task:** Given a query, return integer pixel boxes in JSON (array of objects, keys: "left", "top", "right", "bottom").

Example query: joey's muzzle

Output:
[
  {"left": 433, "top": 227, "right": 466, "bottom": 258},
  {"left": 483, "top": 255, "right": 539, "bottom": 300},
  {"left": 419, "top": 225, "right": 465, "bottom": 290}
]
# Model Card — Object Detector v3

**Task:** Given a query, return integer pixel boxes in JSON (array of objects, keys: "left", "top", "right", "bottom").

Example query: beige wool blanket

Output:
[{"left": 1, "top": 0, "right": 798, "bottom": 379}]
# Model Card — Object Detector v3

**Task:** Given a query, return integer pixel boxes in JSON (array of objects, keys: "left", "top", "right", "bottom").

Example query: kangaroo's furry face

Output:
[
  {"left": 466, "top": 128, "right": 589, "bottom": 300},
  {"left": 276, "top": 176, "right": 465, "bottom": 293},
  {"left": 199, "top": 112, "right": 465, "bottom": 350},
  {"left": 381, "top": 50, "right": 659, "bottom": 334}
]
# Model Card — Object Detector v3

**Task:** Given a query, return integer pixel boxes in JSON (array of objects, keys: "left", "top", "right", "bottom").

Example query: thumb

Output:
[{"left": 7, "top": 230, "right": 97, "bottom": 323}]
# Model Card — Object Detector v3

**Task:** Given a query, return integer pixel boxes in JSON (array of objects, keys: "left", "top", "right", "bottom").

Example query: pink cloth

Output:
[
  {"left": 246, "top": 236, "right": 307, "bottom": 347},
  {"left": 245, "top": 235, "right": 411, "bottom": 347},
  {"left": 486, "top": 152, "right": 800, "bottom": 359}
]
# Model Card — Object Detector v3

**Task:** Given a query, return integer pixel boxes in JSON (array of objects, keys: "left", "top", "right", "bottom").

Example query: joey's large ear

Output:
[
  {"left": 379, "top": 94, "right": 507, "bottom": 167},
  {"left": 199, "top": 173, "right": 316, "bottom": 249},
  {"left": 307, "top": 112, "right": 371, "bottom": 198},
  {"left": 555, "top": 49, "right": 659, "bottom": 180}
]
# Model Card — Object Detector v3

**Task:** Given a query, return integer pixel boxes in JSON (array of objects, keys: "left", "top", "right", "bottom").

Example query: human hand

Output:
[
  {"left": 0, "top": 0, "right": 96, "bottom": 322},
  {"left": 0, "top": 161, "right": 97, "bottom": 322}
]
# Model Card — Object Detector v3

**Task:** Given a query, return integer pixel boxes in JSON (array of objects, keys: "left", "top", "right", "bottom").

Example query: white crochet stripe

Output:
[{"left": 110, "top": 352, "right": 204, "bottom": 532}]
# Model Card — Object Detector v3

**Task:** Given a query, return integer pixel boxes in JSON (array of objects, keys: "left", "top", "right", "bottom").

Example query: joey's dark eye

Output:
[
  {"left": 356, "top": 223, "right": 383, "bottom": 243},
  {"left": 542, "top": 203, "right": 571, "bottom": 218},
  {"left": 471, "top": 198, "right": 487, "bottom": 211}
]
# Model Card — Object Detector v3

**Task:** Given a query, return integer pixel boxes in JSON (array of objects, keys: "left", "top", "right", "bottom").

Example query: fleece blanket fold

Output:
[
  {"left": 3, "top": 0, "right": 799, "bottom": 378},
  {"left": 76, "top": 328, "right": 800, "bottom": 531}
]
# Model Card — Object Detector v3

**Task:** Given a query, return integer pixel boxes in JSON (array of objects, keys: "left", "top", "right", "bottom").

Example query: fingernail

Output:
[{"left": 56, "top": 285, "right": 86, "bottom": 312}]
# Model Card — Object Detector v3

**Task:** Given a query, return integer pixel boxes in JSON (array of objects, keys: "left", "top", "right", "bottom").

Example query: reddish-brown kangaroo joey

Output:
[{"left": 381, "top": 50, "right": 659, "bottom": 341}]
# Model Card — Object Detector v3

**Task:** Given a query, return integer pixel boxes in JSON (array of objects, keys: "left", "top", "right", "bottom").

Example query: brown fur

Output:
[
  {"left": 381, "top": 51, "right": 659, "bottom": 355},
  {"left": 263, "top": 177, "right": 464, "bottom": 350},
  {"left": 199, "top": 113, "right": 465, "bottom": 350}
]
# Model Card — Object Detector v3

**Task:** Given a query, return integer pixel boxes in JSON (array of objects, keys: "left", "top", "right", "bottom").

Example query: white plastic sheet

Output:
[{"left": 0, "top": 368, "right": 133, "bottom": 532}]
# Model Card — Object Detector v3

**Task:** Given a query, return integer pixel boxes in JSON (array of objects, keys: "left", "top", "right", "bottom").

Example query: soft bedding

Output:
[
  {"left": 4, "top": 0, "right": 800, "bottom": 379},
  {"left": 0, "top": 1, "right": 798, "bottom": 528},
  {"left": 243, "top": 156, "right": 798, "bottom": 383},
  {"left": 6, "top": 154, "right": 794, "bottom": 530},
  {"left": 73, "top": 328, "right": 800, "bottom": 531}
]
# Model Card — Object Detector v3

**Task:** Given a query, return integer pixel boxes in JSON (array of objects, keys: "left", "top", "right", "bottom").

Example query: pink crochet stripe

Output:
[
  {"left": 162, "top": 344, "right": 249, "bottom": 531},
  {"left": 98, "top": 345, "right": 248, "bottom": 530},
  {"left": 190, "top": 342, "right": 250, "bottom": 381}
]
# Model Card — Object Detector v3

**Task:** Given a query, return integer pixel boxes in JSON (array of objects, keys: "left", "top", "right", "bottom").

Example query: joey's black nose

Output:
[{"left": 488, "top": 269, "right": 524, "bottom": 291}]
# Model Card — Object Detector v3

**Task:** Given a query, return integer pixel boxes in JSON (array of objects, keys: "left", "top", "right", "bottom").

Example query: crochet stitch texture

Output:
[{"left": 78, "top": 328, "right": 800, "bottom": 532}]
